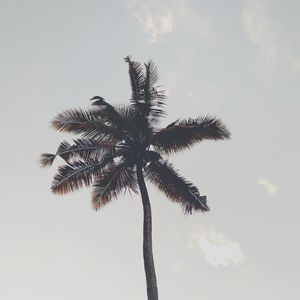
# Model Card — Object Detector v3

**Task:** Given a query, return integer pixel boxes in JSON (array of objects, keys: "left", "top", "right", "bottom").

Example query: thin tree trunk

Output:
[{"left": 136, "top": 163, "right": 159, "bottom": 300}]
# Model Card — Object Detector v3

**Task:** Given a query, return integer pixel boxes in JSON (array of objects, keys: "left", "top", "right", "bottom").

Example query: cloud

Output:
[
  {"left": 259, "top": 177, "right": 278, "bottom": 194},
  {"left": 242, "top": 0, "right": 300, "bottom": 72},
  {"left": 143, "top": 11, "right": 173, "bottom": 43},
  {"left": 188, "top": 229, "right": 247, "bottom": 267},
  {"left": 128, "top": 0, "right": 173, "bottom": 43},
  {"left": 127, "top": 0, "right": 214, "bottom": 43},
  {"left": 160, "top": 12, "right": 173, "bottom": 33},
  {"left": 242, "top": 0, "right": 268, "bottom": 44}
]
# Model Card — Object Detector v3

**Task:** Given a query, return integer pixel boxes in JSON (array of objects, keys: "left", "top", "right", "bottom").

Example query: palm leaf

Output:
[
  {"left": 125, "top": 56, "right": 145, "bottom": 104},
  {"left": 144, "top": 60, "right": 159, "bottom": 90},
  {"left": 40, "top": 138, "right": 117, "bottom": 167},
  {"left": 92, "top": 162, "right": 138, "bottom": 210},
  {"left": 95, "top": 104, "right": 141, "bottom": 138},
  {"left": 51, "top": 108, "right": 123, "bottom": 141},
  {"left": 152, "top": 116, "right": 230, "bottom": 154},
  {"left": 51, "top": 158, "right": 110, "bottom": 194},
  {"left": 125, "top": 57, "right": 166, "bottom": 127},
  {"left": 56, "top": 138, "right": 116, "bottom": 162},
  {"left": 91, "top": 102, "right": 145, "bottom": 139},
  {"left": 145, "top": 160, "right": 209, "bottom": 214},
  {"left": 140, "top": 60, "right": 166, "bottom": 124},
  {"left": 90, "top": 97, "right": 134, "bottom": 132},
  {"left": 40, "top": 153, "right": 56, "bottom": 168}
]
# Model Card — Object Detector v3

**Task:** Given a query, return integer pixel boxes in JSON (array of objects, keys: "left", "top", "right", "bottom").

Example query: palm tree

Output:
[{"left": 40, "top": 56, "right": 230, "bottom": 300}]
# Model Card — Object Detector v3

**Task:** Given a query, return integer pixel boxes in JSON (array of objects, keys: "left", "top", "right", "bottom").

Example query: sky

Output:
[{"left": 0, "top": 0, "right": 299, "bottom": 299}]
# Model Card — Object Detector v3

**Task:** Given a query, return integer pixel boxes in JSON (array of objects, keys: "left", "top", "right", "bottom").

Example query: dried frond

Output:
[
  {"left": 51, "top": 158, "right": 110, "bottom": 194},
  {"left": 152, "top": 116, "right": 230, "bottom": 154},
  {"left": 40, "top": 153, "right": 56, "bottom": 168},
  {"left": 92, "top": 162, "right": 138, "bottom": 210},
  {"left": 145, "top": 160, "right": 209, "bottom": 214}
]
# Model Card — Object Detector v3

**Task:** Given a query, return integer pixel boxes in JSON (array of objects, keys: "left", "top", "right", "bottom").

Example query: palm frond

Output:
[
  {"left": 147, "top": 103, "right": 166, "bottom": 125},
  {"left": 145, "top": 160, "right": 209, "bottom": 214},
  {"left": 125, "top": 57, "right": 166, "bottom": 126},
  {"left": 143, "top": 61, "right": 158, "bottom": 108},
  {"left": 90, "top": 98, "right": 142, "bottom": 139},
  {"left": 51, "top": 108, "right": 123, "bottom": 141},
  {"left": 141, "top": 61, "right": 166, "bottom": 123},
  {"left": 145, "top": 60, "right": 159, "bottom": 90},
  {"left": 90, "top": 96, "right": 122, "bottom": 123},
  {"left": 56, "top": 138, "right": 116, "bottom": 162},
  {"left": 52, "top": 108, "right": 95, "bottom": 133},
  {"left": 119, "top": 103, "right": 151, "bottom": 136},
  {"left": 125, "top": 56, "right": 145, "bottom": 104},
  {"left": 95, "top": 104, "right": 141, "bottom": 138},
  {"left": 51, "top": 158, "right": 110, "bottom": 194},
  {"left": 152, "top": 116, "right": 230, "bottom": 154},
  {"left": 92, "top": 162, "right": 138, "bottom": 210},
  {"left": 144, "top": 60, "right": 166, "bottom": 121},
  {"left": 115, "top": 104, "right": 141, "bottom": 128},
  {"left": 40, "top": 153, "right": 56, "bottom": 168}
]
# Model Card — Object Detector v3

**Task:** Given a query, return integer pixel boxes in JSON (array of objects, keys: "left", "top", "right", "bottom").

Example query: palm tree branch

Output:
[
  {"left": 111, "top": 105, "right": 141, "bottom": 137},
  {"left": 141, "top": 61, "right": 166, "bottom": 123},
  {"left": 143, "top": 60, "right": 160, "bottom": 106},
  {"left": 90, "top": 98, "right": 140, "bottom": 137},
  {"left": 124, "top": 57, "right": 166, "bottom": 127},
  {"left": 124, "top": 56, "right": 145, "bottom": 104},
  {"left": 92, "top": 162, "right": 138, "bottom": 210},
  {"left": 145, "top": 160, "right": 209, "bottom": 214},
  {"left": 56, "top": 138, "right": 118, "bottom": 162},
  {"left": 152, "top": 116, "right": 230, "bottom": 154},
  {"left": 40, "top": 153, "right": 56, "bottom": 168},
  {"left": 51, "top": 108, "right": 123, "bottom": 141},
  {"left": 51, "top": 157, "right": 112, "bottom": 194},
  {"left": 40, "top": 138, "right": 120, "bottom": 167}
]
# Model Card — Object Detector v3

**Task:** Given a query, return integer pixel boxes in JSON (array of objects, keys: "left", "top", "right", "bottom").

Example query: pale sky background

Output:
[{"left": 1, "top": 0, "right": 299, "bottom": 299}]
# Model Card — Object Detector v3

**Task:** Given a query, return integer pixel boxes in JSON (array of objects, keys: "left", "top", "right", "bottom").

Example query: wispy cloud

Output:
[
  {"left": 127, "top": 0, "right": 214, "bottom": 43},
  {"left": 143, "top": 12, "right": 173, "bottom": 43},
  {"left": 188, "top": 229, "right": 246, "bottom": 267},
  {"left": 242, "top": 0, "right": 268, "bottom": 44},
  {"left": 259, "top": 177, "right": 278, "bottom": 194},
  {"left": 128, "top": 0, "right": 173, "bottom": 43},
  {"left": 242, "top": 0, "right": 300, "bottom": 72}
]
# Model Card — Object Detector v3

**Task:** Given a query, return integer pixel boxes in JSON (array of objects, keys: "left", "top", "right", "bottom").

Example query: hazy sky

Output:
[{"left": 1, "top": 0, "right": 299, "bottom": 299}]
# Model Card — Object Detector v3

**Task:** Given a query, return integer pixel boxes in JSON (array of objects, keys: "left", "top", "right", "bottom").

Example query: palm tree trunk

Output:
[{"left": 136, "top": 163, "right": 159, "bottom": 300}]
